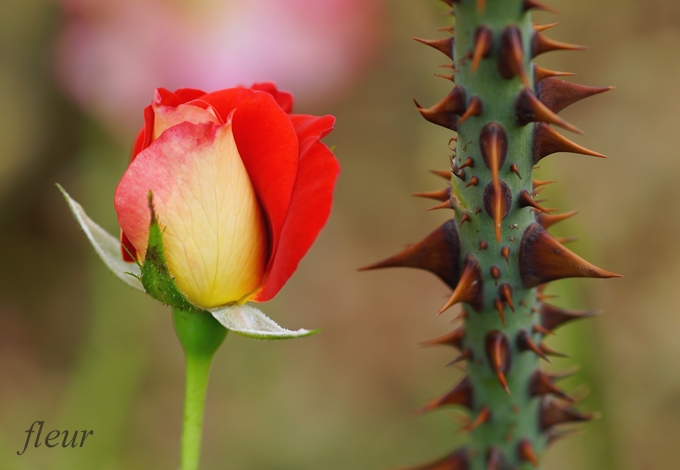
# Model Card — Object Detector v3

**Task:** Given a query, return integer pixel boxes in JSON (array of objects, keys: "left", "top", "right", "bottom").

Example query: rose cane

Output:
[{"left": 59, "top": 84, "right": 339, "bottom": 470}]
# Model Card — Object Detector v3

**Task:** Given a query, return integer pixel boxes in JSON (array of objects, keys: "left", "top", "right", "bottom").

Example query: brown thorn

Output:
[
  {"left": 517, "top": 440, "right": 540, "bottom": 467},
  {"left": 537, "top": 77, "right": 613, "bottom": 114},
  {"left": 438, "top": 254, "right": 484, "bottom": 313},
  {"left": 403, "top": 448, "right": 470, "bottom": 470},
  {"left": 519, "top": 223, "right": 622, "bottom": 287},
  {"left": 458, "top": 213, "right": 472, "bottom": 226},
  {"left": 465, "top": 176, "right": 480, "bottom": 188},
  {"left": 490, "top": 266, "right": 501, "bottom": 283},
  {"left": 458, "top": 156, "right": 475, "bottom": 170},
  {"left": 427, "top": 199, "right": 455, "bottom": 211},
  {"left": 359, "top": 220, "right": 461, "bottom": 289},
  {"left": 447, "top": 348, "right": 473, "bottom": 366},
  {"left": 530, "top": 370, "right": 573, "bottom": 402},
  {"left": 540, "top": 396, "right": 595, "bottom": 431},
  {"left": 431, "top": 169, "right": 452, "bottom": 180},
  {"left": 479, "top": 241, "right": 488, "bottom": 251},
  {"left": 480, "top": 123, "right": 509, "bottom": 242},
  {"left": 499, "top": 283, "right": 515, "bottom": 312},
  {"left": 534, "top": 64, "right": 576, "bottom": 83},
  {"left": 498, "top": 26, "right": 529, "bottom": 86},
  {"left": 457, "top": 96, "right": 483, "bottom": 126},
  {"left": 540, "top": 342, "right": 569, "bottom": 358},
  {"left": 413, "top": 86, "right": 466, "bottom": 131},
  {"left": 419, "top": 376, "right": 474, "bottom": 413},
  {"left": 438, "top": 26, "right": 455, "bottom": 34},
  {"left": 475, "top": 207, "right": 482, "bottom": 215},
  {"left": 516, "top": 88, "right": 583, "bottom": 134},
  {"left": 518, "top": 189, "right": 552, "bottom": 214},
  {"left": 533, "top": 123, "right": 606, "bottom": 163},
  {"left": 556, "top": 236, "right": 577, "bottom": 244},
  {"left": 533, "top": 323, "right": 555, "bottom": 336},
  {"left": 532, "top": 178, "right": 556, "bottom": 188},
  {"left": 501, "top": 246, "right": 510, "bottom": 263},
  {"left": 533, "top": 32, "right": 588, "bottom": 57},
  {"left": 434, "top": 73, "right": 455, "bottom": 82},
  {"left": 523, "top": 0, "right": 560, "bottom": 13},
  {"left": 533, "top": 22, "right": 560, "bottom": 32},
  {"left": 471, "top": 25, "right": 493, "bottom": 72},
  {"left": 517, "top": 330, "right": 550, "bottom": 362},
  {"left": 413, "top": 36, "right": 454, "bottom": 58},
  {"left": 421, "top": 327, "right": 465, "bottom": 349},
  {"left": 413, "top": 187, "right": 451, "bottom": 202},
  {"left": 464, "top": 406, "right": 491, "bottom": 432},
  {"left": 494, "top": 298, "right": 506, "bottom": 326},
  {"left": 510, "top": 163, "right": 521, "bottom": 179},
  {"left": 476, "top": 0, "right": 485, "bottom": 14},
  {"left": 486, "top": 331, "right": 512, "bottom": 394},
  {"left": 541, "top": 303, "right": 599, "bottom": 331}
]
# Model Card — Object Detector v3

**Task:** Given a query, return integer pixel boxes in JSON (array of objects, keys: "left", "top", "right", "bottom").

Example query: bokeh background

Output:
[{"left": 1, "top": 0, "right": 679, "bottom": 468}]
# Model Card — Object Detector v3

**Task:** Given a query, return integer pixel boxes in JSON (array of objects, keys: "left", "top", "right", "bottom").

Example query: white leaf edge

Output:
[
  {"left": 209, "top": 304, "right": 316, "bottom": 340},
  {"left": 58, "top": 184, "right": 144, "bottom": 292}
]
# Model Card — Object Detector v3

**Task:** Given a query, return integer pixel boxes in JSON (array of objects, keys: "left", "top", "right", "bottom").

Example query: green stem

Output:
[{"left": 173, "top": 307, "right": 228, "bottom": 470}]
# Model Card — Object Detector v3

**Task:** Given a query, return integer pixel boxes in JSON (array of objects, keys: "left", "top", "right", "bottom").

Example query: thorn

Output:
[
  {"left": 534, "top": 64, "right": 576, "bottom": 83},
  {"left": 359, "top": 220, "right": 461, "bottom": 288},
  {"left": 494, "top": 298, "right": 506, "bottom": 325},
  {"left": 458, "top": 213, "right": 472, "bottom": 227},
  {"left": 540, "top": 303, "right": 599, "bottom": 330},
  {"left": 479, "top": 241, "right": 488, "bottom": 251},
  {"left": 540, "top": 342, "right": 569, "bottom": 358},
  {"left": 510, "top": 163, "right": 521, "bottom": 179},
  {"left": 519, "top": 223, "right": 622, "bottom": 287},
  {"left": 457, "top": 96, "right": 483, "bottom": 126},
  {"left": 518, "top": 189, "right": 553, "bottom": 214},
  {"left": 533, "top": 323, "right": 555, "bottom": 336},
  {"left": 421, "top": 327, "right": 465, "bottom": 349},
  {"left": 540, "top": 396, "right": 595, "bottom": 430},
  {"left": 479, "top": 123, "right": 509, "bottom": 242},
  {"left": 471, "top": 25, "right": 493, "bottom": 72},
  {"left": 438, "top": 254, "right": 484, "bottom": 313},
  {"left": 447, "top": 348, "right": 473, "bottom": 366},
  {"left": 516, "top": 88, "right": 583, "bottom": 134},
  {"left": 498, "top": 26, "right": 529, "bottom": 86},
  {"left": 533, "top": 123, "right": 606, "bottom": 163},
  {"left": 438, "top": 25, "right": 455, "bottom": 34},
  {"left": 464, "top": 406, "right": 491, "bottom": 432},
  {"left": 523, "top": 0, "right": 560, "bottom": 12},
  {"left": 533, "top": 32, "right": 587, "bottom": 57},
  {"left": 427, "top": 199, "right": 455, "bottom": 211},
  {"left": 475, "top": 207, "right": 482, "bottom": 215},
  {"left": 517, "top": 330, "right": 550, "bottom": 361},
  {"left": 413, "top": 36, "right": 455, "bottom": 58},
  {"left": 458, "top": 157, "right": 475, "bottom": 170},
  {"left": 499, "top": 283, "right": 515, "bottom": 312},
  {"left": 431, "top": 169, "right": 452, "bottom": 180},
  {"left": 465, "top": 176, "right": 480, "bottom": 188},
  {"left": 413, "top": 188, "right": 452, "bottom": 202},
  {"left": 413, "top": 86, "right": 467, "bottom": 130},
  {"left": 533, "top": 22, "right": 560, "bottom": 32},
  {"left": 486, "top": 447, "right": 504, "bottom": 470},
  {"left": 556, "top": 236, "right": 577, "bottom": 244},
  {"left": 533, "top": 178, "right": 556, "bottom": 188},
  {"left": 537, "top": 77, "right": 613, "bottom": 113},
  {"left": 501, "top": 246, "right": 510, "bottom": 263},
  {"left": 453, "top": 168, "right": 467, "bottom": 181},
  {"left": 476, "top": 0, "right": 485, "bottom": 14},
  {"left": 403, "top": 448, "right": 470, "bottom": 470},
  {"left": 486, "top": 331, "right": 512, "bottom": 394},
  {"left": 434, "top": 73, "right": 455, "bottom": 82},
  {"left": 490, "top": 266, "right": 501, "bottom": 284},
  {"left": 419, "top": 376, "right": 474, "bottom": 413},
  {"left": 530, "top": 370, "right": 572, "bottom": 401},
  {"left": 517, "top": 440, "right": 540, "bottom": 467}
]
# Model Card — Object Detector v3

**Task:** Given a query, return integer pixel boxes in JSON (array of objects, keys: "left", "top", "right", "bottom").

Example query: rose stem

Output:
[{"left": 173, "top": 307, "right": 227, "bottom": 470}]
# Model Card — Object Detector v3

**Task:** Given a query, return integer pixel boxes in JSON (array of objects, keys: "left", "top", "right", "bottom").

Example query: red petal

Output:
[
  {"left": 201, "top": 87, "right": 300, "bottom": 268},
  {"left": 252, "top": 114, "right": 338, "bottom": 301},
  {"left": 251, "top": 82, "right": 294, "bottom": 114},
  {"left": 120, "top": 231, "right": 138, "bottom": 262}
]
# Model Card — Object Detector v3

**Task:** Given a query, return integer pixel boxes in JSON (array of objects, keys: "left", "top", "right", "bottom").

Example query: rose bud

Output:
[{"left": 114, "top": 84, "right": 339, "bottom": 310}]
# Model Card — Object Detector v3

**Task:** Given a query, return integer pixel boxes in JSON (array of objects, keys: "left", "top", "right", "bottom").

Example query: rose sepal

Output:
[{"left": 59, "top": 185, "right": 317, "bottom": 340}]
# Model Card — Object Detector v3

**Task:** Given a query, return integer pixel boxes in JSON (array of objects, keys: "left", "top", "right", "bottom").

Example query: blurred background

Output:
[{"left": 1, "top": 0, "right": 678, "bottom": 468}]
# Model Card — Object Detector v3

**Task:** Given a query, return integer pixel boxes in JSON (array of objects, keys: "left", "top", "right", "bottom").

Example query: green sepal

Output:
[{"left": 140, "top": 192, "right": 200, "bottom": 313}]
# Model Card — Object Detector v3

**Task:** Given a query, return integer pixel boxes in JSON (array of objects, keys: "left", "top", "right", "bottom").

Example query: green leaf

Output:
[
  {"left": 209, "top": 304, "right": 317, "bottom": 340},
  {"left": 57, "top": 184, "right": 144, "bottom": 291}
]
